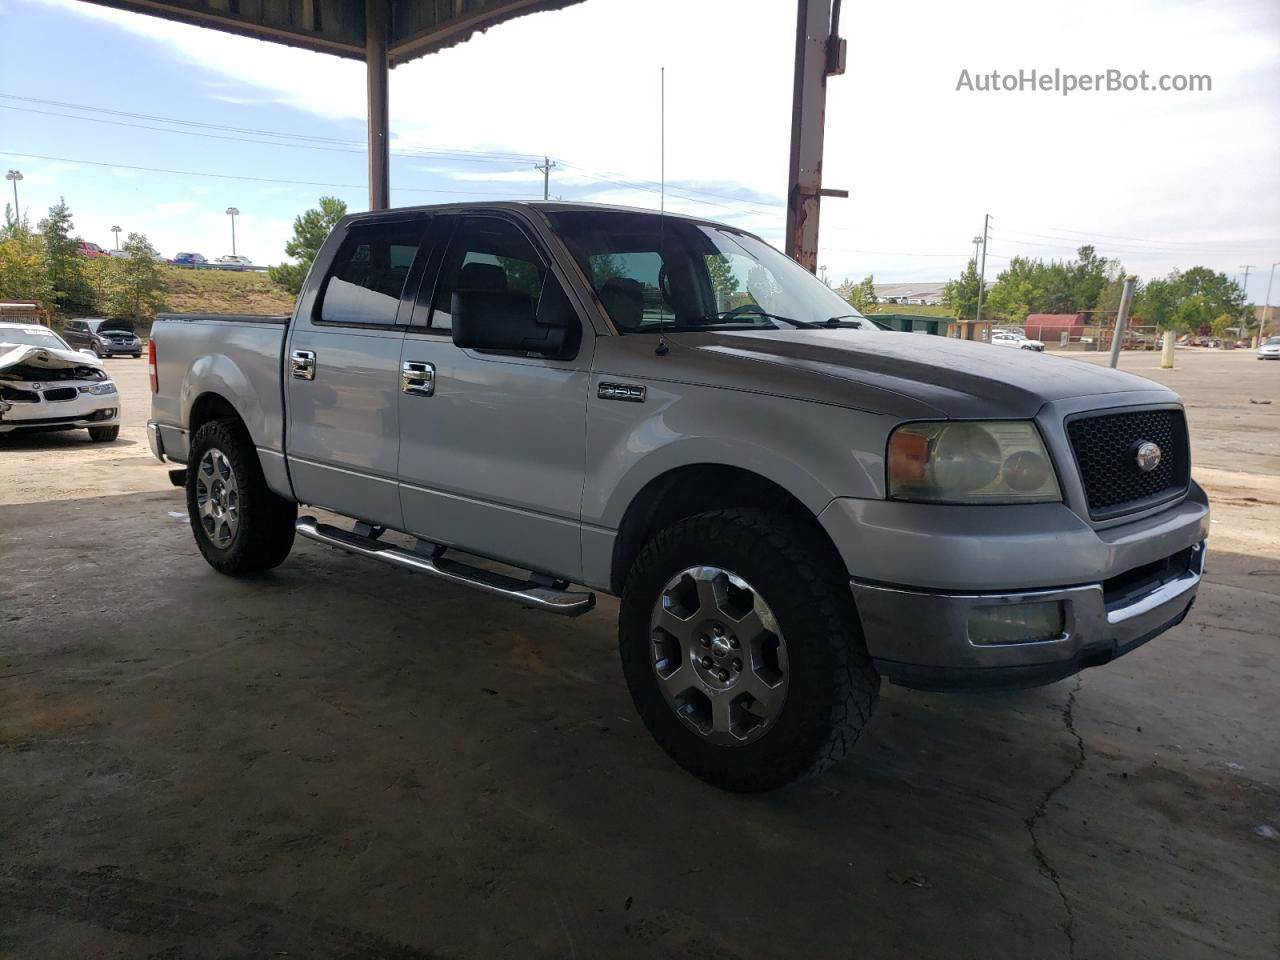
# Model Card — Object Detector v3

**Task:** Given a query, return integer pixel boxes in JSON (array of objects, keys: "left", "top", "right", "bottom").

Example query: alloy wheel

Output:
[{"left": 648, "top": 566, "right": 789, "bottom": 746}]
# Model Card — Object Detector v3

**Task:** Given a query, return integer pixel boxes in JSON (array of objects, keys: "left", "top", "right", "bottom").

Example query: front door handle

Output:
[
  {"left": 290, "top": 349, "right": 317, "bottom": 381},
  {"left": 402, "top": 360, "right": 435, "bottom": 397}
]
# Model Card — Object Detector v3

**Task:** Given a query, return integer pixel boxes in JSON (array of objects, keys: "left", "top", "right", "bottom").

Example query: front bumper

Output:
[
  {"left": 97, "top": 341, "right": 142, "bottom": 356},
  {"left": 853, "top": 542, "right": 1204, "bottom": 689},
  {"left": 821, "top": 488, "right": 1210, "bottom": 690},
  {"left": 0, "top": 391, "right": 120, "bottom": 433}
]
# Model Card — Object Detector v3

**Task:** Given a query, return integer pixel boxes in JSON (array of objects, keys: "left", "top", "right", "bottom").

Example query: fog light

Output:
[{"left": 968, "top": 601, "right": 1064, "bottom": 645}]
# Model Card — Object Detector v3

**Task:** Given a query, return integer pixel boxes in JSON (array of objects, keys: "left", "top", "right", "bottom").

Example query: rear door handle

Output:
[
  {"left": 402, "top": 360, "right": 435, "bottom": 397},
  {"left": 290, "top": 349, "right": 317, "bottom": 381}
]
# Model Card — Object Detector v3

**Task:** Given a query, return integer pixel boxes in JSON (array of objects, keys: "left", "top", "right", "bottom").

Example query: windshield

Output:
[
  {"left": 0, "top": 326, "right": 72, "bottom": 350},
  {"left": 550, "top": 211, "right": 873, "bottom": 333},
  {"left": 1268, "top": 336, "right": 1280, "bottom": 345}
]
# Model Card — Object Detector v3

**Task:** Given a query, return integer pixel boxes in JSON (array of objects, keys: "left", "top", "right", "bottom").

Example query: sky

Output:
[{"left": 1, "top": 0, "right": 1278, "bottom": 301}]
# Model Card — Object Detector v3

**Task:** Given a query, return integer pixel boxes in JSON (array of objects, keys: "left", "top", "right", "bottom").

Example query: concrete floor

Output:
[{"left": 2, "top": 351, "right": 1278, "bottom": 959}]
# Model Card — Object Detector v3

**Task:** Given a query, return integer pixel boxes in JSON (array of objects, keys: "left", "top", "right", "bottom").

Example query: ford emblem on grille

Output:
[{"left": 1135, "top": 440, "right": 1162, "bottom": 472}]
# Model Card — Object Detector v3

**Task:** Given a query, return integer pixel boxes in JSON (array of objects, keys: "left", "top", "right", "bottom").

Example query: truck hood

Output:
[{"left": 667, "top": 328, "right": 1175, "bottom": 418}]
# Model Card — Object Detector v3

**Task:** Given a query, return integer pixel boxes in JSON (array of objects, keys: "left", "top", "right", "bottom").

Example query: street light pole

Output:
[
  {"left": 1260, "top": 261, "right": 1279, "bottom": 343},
  {"left": 111, "top": 225, "right": 122, "bottom": 250},
  {"left": 225, "top": 207, "right": 240, "bottom": 257},
  {"left": 5, "top": 170, "right": 22, "bottom": 220},
  {"left": 971, "top": 235, "right": 982, "bottom": 264}
]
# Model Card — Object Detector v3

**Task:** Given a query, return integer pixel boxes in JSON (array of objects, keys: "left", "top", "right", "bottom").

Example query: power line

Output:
[
  {"left": 1002, "top": 219, "right": 1279, "bottom": 250},
  {"left": 2, "top": 91, "right": 787, "bottom": 215},
  {"left": 0, "top": 93, "right": 539, "bottom": 163},
  {"left": 0, "top": 151, "right": 540, "bottom": 197}
]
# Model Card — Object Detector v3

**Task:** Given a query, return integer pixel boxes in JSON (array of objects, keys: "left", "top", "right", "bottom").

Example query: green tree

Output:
[
  {"left": 1210, "top": 313, "right": 1236, "bottom": 338},
  {"left": 269, "top": 195, "right": 348, "bottom": 295},
  {"left": 0, "top": 218, "right": 52, "bottom": 304},
  {"left": 93, "top": 233, "right": 168, "bottom": 322},
  {"left": 943, "top": 259, "right": 983, "bottom": 321},
  {"left": 707, "top": 254, "right": 740, "bottom": 309},
  {"left": 838, "top": 274, "right": 876, "bottom": 314},
  {"left": 1136, "top": 277, "right": 1178, "bottom": 329},
  {"left": 38, "top": 198, "right": 93, "bottom": 312}
]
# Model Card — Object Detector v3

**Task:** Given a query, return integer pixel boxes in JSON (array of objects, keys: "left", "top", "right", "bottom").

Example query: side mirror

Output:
[{"left": 451, "top": 277, "right": 579, "bottom": 358}]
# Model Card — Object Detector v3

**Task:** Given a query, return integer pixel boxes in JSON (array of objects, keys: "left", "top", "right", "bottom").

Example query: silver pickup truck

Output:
[{"left": 148, "top": 201, "right": 1208, "bottom": 791}]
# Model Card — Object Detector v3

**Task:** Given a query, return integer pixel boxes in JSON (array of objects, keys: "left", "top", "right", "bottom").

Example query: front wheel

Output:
[
  {"left": 619, "top": 509, "right": 879, "bottom": 792},
  {"left": 186, "top": 419, "right": 297, "bottom": 575}
]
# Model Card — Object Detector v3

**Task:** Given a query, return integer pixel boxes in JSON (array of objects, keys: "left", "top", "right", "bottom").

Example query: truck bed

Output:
[{"left": 149, "top": 313, "right": 292, "bottom": 466}]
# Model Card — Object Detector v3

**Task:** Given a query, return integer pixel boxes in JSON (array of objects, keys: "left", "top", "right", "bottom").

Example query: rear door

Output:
[
  {"left": 284, "top": 215, "right": 431, "bottom": 530},
  {"left": 396, "top": 213, "right": 592, "bottom": 582}
]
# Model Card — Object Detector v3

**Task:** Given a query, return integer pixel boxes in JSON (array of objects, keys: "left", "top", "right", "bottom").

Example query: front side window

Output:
[
  {"left": 318, "top": 220, "right": 423, "bottom": 326},
  {"left": 551, "top": 211, "right": 873, "bottom": 334},
  {"left": 430, "top": 218, "right": 546, "bottom": 333}
]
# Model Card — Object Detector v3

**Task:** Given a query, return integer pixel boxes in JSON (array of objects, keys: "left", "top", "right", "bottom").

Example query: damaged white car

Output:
[{"left": 0, "top": 322, "right": 121, "bottom": 442}]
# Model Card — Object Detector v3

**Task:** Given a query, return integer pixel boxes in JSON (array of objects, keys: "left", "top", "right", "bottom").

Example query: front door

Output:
[
  {"left": 284, "top": 215, "right": 428, "bottom": 530},
  {"left": 397, "top": 214, "right": 591, "bottom": 582}
]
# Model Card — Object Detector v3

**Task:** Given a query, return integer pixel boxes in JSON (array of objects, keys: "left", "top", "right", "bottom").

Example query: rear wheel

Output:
[
  {"left": 88, "top": 425, "right": 119, "bottom": 442},
  {"left": 619, "top": 509, "right": 879, "bottom": 792},
  {"left": 186, "top": 419, "right": 296, "bottom": 575}
]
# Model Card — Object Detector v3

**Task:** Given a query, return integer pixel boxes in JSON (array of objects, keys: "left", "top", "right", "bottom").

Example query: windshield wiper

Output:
[
  {"left": 820, "top": 314, "right": 866, "bottom": 328},
  {"left": 696, "top": 311, "right": 816, "bottom": 329}
]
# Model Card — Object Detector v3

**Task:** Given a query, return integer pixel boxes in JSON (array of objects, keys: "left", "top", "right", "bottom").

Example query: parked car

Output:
[
  {"left": 173, "top": 252, "right": 207, "bottom": 266},
  {"left": 78, "top": 241, "right": 108, "bottom": 259},
  {"left": 148, "top": 201, "right": 1208, "bottom": 792},
  {"left": 992, "top": 330, "right": 1045, "bottom": 351},
  {"left": 63, "top": 318, "right": 144, "bottom": 358},
  {"left": 215, "top": 254, "right": 253, "bottom": 266},
  {"left": 1258, "top": 335, "right": 1280, "bottom": 360},
  {"left": 0, "top": 322, "right": 121, "bottom": 442}
]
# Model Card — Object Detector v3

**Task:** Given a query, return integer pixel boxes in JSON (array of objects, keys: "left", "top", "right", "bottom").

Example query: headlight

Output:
[
  {"left": 887, "top": 421, "right": 1060, "bottom": 504},
  {"left": 80, "top": 381, "right": 118, "bottom": 396}
]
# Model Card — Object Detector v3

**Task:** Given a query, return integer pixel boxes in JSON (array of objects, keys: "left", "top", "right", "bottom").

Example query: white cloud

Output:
[
  {"left": 155, "top": 200, "right": 196, "bottom": 216},
  {"left": 26, "top": 0, "right": 1280, "bottom": 289}
]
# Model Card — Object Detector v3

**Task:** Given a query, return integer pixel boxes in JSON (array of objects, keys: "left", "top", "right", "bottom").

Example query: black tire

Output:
[
  {"left": 619, "top": 508, "right": 880, "bottom": 792},
  {"left": 88, "top": 425, "right": 119, "bottom": 442},
  {"left": 186, "top": 418, "right": 296, "bottom": 575}
]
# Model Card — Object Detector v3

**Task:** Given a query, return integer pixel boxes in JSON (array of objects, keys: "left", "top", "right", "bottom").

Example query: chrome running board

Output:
[{"left": 295, "top": 516, "right": 596, "bottom": 617}]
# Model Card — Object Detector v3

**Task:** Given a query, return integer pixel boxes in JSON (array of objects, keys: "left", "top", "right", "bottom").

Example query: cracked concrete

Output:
[{"left": 1025, "top": 675, "right": 1086, "bottom": 960}]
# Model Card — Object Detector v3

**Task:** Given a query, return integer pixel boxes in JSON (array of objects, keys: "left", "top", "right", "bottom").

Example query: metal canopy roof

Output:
[{"left": 78, "top": 0, "right": 587, "bottom": 65}]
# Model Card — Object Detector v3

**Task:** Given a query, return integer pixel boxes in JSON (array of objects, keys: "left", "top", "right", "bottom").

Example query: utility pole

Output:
[
  {"left": 111, "top": 225, "right": 122, "bottom": 251},
  {"left": 1260, "top": 261, "right": 1278, "bottom": 342},
  {"left": 5, "top": 170, "right": 21, "bottom": 220},
  {"left": 226, "top": 207, "right": 240, "bottom": 256},
  {"left": 974, "top": 213, "right": 991, "bottom": 327},
  {"left": 534, "top": 156, "right": 556, "bottom": 202},
  {"left": 1108, "top": 276, "right": 1138, "bottom": 368},
  {"left": 971, "top": 235, "right": 982, "bottom": 264},
  {"left": 1239, "top": 264, "right": 1255, "bottom": 305}
]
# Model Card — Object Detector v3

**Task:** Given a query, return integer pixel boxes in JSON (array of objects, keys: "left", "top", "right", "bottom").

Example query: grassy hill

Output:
[{"left": 162, "top": 267, "right": 296, "bottom": 316}]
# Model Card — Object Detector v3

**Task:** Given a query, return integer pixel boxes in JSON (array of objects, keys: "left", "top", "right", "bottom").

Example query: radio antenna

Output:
[{"left": 656, "top": 65, "right": 670, "bottom": 356}]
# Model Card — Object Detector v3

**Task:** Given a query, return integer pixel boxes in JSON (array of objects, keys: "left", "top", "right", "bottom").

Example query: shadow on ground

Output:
[{"left": 1, "top": 491, "right": 1277, "bottom": 959}]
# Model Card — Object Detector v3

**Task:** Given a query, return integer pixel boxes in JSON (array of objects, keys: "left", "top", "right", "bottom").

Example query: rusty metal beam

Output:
[{"left": 784, "top": 0, "right": 843, "bottom": 273}]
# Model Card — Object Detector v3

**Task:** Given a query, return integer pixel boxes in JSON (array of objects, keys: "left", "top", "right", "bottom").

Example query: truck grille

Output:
[{"left": 1067, "top": 408, "right": 1190, "bottom": 519}]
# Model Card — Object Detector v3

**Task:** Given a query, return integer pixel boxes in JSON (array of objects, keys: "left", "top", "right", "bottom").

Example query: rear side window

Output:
[
  {"left": 318, "top": 221, "right": 424, "bottom": 326},
  {"left": 430, "top": 218, "right": 546, "bottom": 333}
]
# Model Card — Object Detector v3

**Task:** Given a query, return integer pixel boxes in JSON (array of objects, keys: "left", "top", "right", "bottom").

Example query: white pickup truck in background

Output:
[{"left": 148, "top": 202, "right": 1208, "bottom": 791}]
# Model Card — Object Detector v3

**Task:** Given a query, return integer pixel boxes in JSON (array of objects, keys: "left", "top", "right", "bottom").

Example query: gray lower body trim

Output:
[{"left": 853, "top": 542, "right": 1204, "bottom": 689}]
